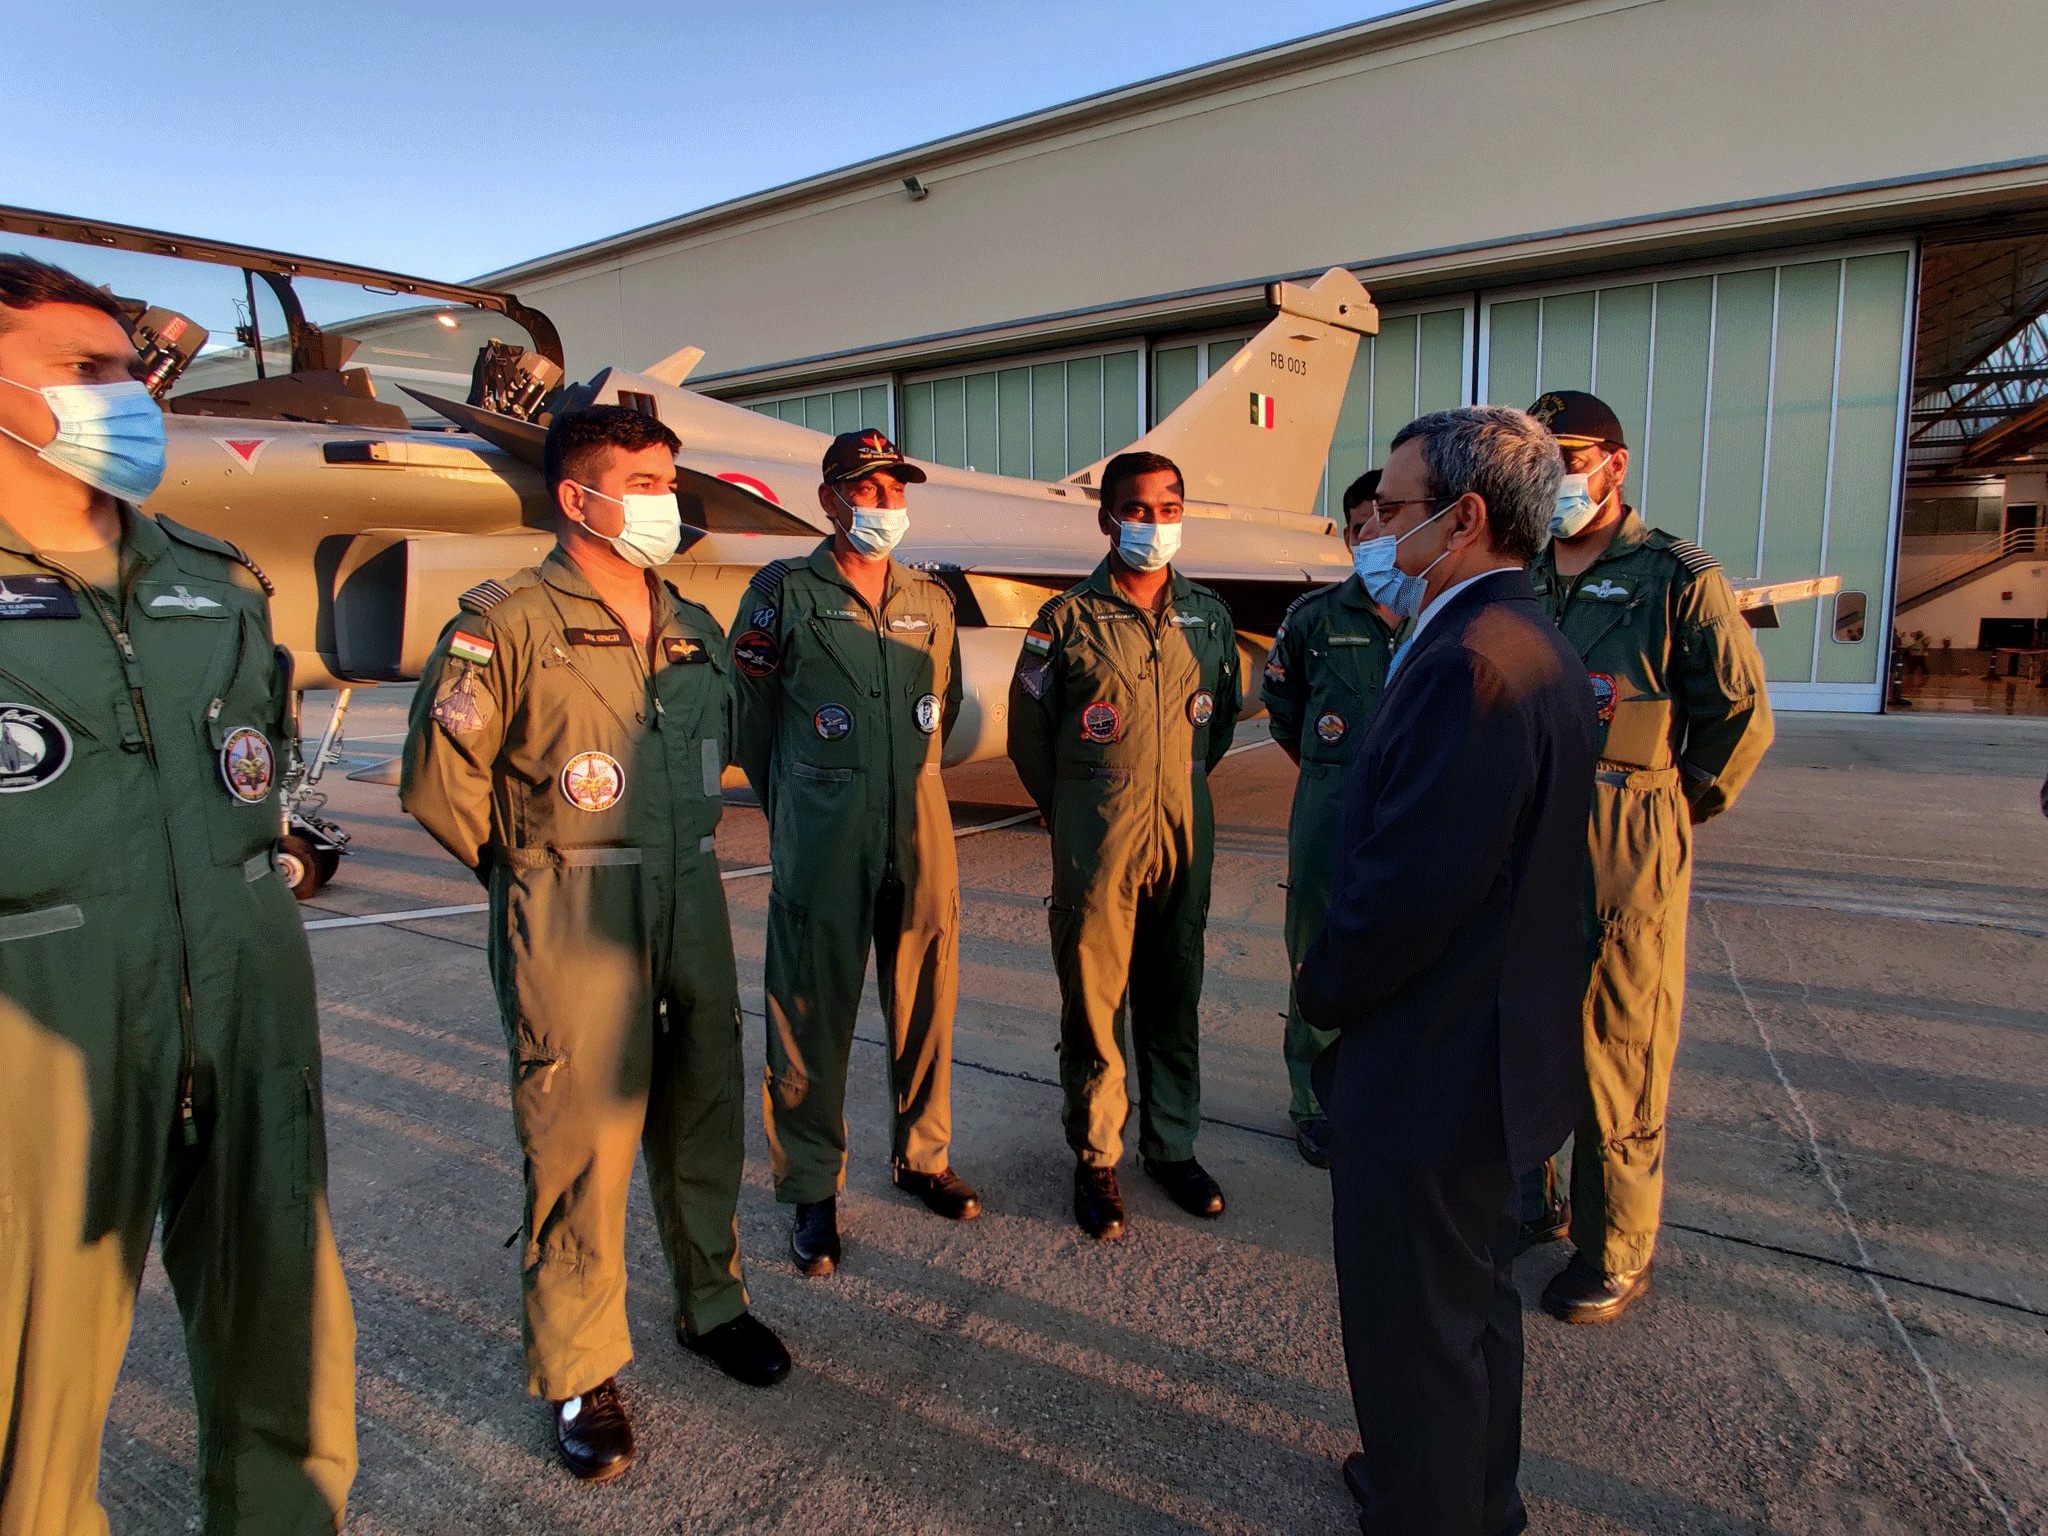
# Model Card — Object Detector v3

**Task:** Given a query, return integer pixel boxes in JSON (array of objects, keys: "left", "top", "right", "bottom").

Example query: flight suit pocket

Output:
[{"left": 277, "top": 1061, "right": 330, "bottom": 1252}]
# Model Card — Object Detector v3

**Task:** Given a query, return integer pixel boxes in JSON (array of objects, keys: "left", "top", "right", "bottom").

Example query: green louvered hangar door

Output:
[{"left": 1480, "top": 248, "right": 1914, "bottom": 712}]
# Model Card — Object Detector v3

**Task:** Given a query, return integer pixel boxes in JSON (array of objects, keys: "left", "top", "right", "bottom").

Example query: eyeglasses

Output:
[{"left": 1370, "top": 495, "right": 1454, "bottom": 519}]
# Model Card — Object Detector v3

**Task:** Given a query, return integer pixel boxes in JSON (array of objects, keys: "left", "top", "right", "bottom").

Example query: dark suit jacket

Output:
[{"left": 1299, "top": 567, "right": 1597, "bottom": 1171}]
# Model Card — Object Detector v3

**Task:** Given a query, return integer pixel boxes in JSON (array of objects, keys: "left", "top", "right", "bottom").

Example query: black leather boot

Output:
[
  {"left": 1073, "top": 1165, "right": 1125, "bottom": 1240},
  {"left": 682, "top": 1312, "right": 792, "bottom": 1387},
  {"left": 553, "top": 1378, "right": 634, "bottom": 1482},
  {"left": 790, "top": 1198, "right": 841, "bottom": 1277},
  {"left": 893, "top": 1164, "right": 983, "bottom": 1220},
  {"left": 1143, "top": 1156, "right": 1225, "bottom": 1217}
]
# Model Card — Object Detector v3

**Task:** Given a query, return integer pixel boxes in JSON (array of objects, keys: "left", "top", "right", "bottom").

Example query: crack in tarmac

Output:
[{"left": 1703, "top": 899, "right": 2023, "bottom": 1536}]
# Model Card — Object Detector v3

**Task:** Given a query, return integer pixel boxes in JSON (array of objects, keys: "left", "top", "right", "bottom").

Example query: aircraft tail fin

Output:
[{"left": 1071, "top": 267, "right": 1376, "bottom": 516}]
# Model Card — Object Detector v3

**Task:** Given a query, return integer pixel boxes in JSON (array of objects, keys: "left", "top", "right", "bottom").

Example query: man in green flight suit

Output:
[
  {"left": 730, "top": 428, "right": 982, "bottom": 1281},
  {"left": 1008, "top": 450, "right": 1242, "bottom": 1241},
  {"left": 1260, "top": 468, "right": 1398, "bottom": 1169},
  {"left": 403, "top": 406, "right": 790, "bottom": 1485},
  {"left": 0, "top": 254, "right": 356, "bottom": 1534},
  {"left": 1522, "top": 390, "right": 1774, "bottom": 1324}
]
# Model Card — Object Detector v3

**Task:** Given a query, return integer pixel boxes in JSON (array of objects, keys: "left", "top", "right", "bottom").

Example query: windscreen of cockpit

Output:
[{"left": 0, "top": 232, "right": 537, "bottom": 427}]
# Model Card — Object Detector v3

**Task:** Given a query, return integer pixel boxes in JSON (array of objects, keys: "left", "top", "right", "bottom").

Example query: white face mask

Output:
[
  {"left": 1115, "top": 518, "right": 1180, "bottom": 572},
  {"left": 835, "top": 490, "right": 909, "bottom": 559},
  {"left": 0, "top": 375, "right": 167, "bottom": 503},
  {"left": 574, "top": 483, "right": 682, "bottom": 568}
]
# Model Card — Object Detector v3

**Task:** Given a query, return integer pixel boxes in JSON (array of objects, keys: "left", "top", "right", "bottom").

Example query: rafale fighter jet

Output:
[{"left": 0, "top": 206, "right": 1833, "bottom": 897}]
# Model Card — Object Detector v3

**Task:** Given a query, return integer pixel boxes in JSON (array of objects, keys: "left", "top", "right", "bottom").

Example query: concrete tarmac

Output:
[{"left": 99, "top": 697, "right": 2047, "bottom": 1534}]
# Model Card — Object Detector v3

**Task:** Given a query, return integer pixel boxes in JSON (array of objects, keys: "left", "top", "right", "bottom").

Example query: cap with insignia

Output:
[
  {"left": 1527, "top": 390, "right": 1627, "bottom": 450},
  {"left": 822, "top": 429, "right": 928, "bottom": 486}
]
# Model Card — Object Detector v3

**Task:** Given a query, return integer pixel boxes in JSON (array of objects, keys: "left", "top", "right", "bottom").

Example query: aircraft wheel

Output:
[
  {"left": 277, "top": 835, "right": 323, "bottom": 901},
  {"left": 314, "top": 847, "right": 342, "bottom": 886}
]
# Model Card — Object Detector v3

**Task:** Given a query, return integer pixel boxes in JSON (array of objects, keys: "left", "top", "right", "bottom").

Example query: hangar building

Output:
[{"left": 485, "top": 0, "right": 2048, "bottom": 713}]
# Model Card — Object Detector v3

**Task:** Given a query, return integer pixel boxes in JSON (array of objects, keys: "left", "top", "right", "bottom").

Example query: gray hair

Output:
[{"left": 1388, "top": 405, "right": 1562, "bottom": 562}]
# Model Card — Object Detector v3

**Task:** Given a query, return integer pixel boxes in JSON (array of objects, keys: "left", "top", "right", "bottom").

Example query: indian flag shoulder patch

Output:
[
  {"left": 449, "top": 631, "right": 496, "bottom": 666},
  {"left": 1249, "top": 392, "right": 1276, "bottom": 430},
  {"left": 1023, "top": 628, "right": 1053, "bottom": 656}
]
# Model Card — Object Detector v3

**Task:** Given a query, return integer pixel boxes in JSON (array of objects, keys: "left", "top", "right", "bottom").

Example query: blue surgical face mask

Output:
[
  {"left": 0, "top": 376, "right": 167, "bottom": 504},
  {"left": 1550, "top": 453, "right": 1614, "bottom": 540},
  {"left": 1115, "top": 517, "right": 1181, "bottom": 572},
  {"left": 835, "top": 490, "right": 909, "bottom": 559},
  {"left": 1351, "top": 503, "right": 1453, "bottom": 620}
]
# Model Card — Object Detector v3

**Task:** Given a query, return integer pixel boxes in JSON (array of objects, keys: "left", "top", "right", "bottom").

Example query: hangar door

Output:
[{"left": 1480, "top": 248, "right": 1914, "bottom": 711}]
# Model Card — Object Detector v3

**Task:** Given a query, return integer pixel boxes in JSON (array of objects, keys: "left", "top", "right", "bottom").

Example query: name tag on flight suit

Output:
[
  {"left": 566, "top": 627, "right": 630, "bottom": 646},
  {"left": 0, "top": 575, "right": 79, "bottom": 619}
]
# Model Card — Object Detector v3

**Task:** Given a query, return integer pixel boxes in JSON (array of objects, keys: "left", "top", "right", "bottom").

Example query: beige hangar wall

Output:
[{"left": 496, "top": 0, "right": 2048, "bottom": 384}]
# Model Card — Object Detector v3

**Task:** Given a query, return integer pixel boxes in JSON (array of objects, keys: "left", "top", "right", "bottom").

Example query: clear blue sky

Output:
[{"left": 2, "top": 1, "right": 1404, "bottom": 284}]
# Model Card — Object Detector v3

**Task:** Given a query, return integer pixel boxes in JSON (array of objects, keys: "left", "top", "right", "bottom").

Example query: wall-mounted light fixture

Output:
[{"left": 902, "top": 175, "right": 929, "bottom": 201}]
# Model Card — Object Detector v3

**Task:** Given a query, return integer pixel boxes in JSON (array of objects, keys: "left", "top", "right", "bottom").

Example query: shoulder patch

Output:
[
  {"left": 459, "top": 578, "right": 514, "bottom": 614},
  {"left": 1667, "top": 538, "right": 1720, "bottom": 577},
  {"left": 155, "top": 515, "right": 274, "bottom": 596}
]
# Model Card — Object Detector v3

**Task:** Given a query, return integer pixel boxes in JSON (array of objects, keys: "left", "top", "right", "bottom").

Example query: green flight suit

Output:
[
  {"left": 401, "top": 549, "right": 748, "bottom": 1401},
  {"left": 1528, "top": 512, "right": 1773, "bottom": 1274},
  {"left": 1258, "top": 576, "right": 1396, "bottom": 1127},
  {"left": 0, "top": 508, "right": 356, "bottom": 1536},
  {"left": 729, "top": 545, "right": 964, "bottom": 1204},
  {"left": 1007, "top": 558, "right": 1241, "bottom": 1168}
]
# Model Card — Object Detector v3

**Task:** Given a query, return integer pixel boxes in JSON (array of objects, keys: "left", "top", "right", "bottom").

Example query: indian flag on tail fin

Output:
[{"left": 1249, "top": 392, "right": 1276, "bottom": 430}]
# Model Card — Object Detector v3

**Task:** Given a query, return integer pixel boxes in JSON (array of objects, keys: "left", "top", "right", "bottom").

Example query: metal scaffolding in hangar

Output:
[{"left": 1910, "top": 232, "right": 2048, "bottom": 476}]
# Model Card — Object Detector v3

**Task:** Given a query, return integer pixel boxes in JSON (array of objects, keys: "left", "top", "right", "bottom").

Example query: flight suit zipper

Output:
[
  {"left": 46, "top": 550, "right": 203, "bottom": 1144},
  {"left": 859, "top": 585, "right": 899, "bottom": 881}
]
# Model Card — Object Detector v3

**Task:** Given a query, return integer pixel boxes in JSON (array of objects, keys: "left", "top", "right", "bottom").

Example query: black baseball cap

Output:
[
  {"left": 822, "top": 428, "right": 927, "bottom": 486},
  {"left": 1527, "top": 390, "right": 1627, "bottom": 450}
]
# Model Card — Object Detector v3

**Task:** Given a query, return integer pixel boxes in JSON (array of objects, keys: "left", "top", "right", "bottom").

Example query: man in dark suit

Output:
[{"left": 1298, "top": 405, "right": 1598, "bottom": 1536}]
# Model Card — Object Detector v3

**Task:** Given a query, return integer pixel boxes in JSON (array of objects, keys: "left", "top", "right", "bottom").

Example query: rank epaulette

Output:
[
  {"left": 458, "top": 578, "right": 514, "bottom": 614},
  {"left": 1668, "top": 539, "right": 1720, "bottom": 577},
  {"left": 156, "top": 514, "right": 275, "bottom": 596},
  {"left": 748, "top": 558, "right": 794, "bottom": 597},
  {"left": 1281, "top": 587, "right": 1321, "bottom": 624}
]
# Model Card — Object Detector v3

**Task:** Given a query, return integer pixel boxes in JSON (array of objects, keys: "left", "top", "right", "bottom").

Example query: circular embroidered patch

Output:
[
  {"left": 1588, "top": 672, "right": 1618, "bottom": 723},
  {"left": 0, "top": 703, "right": 71, "bottom": 793},
  {"left": 1187, "top": 689, "right": 1215, "bottom": 727},
  {"left": 218, "top": 726, "right": 275, "bottom": 804},
  {"left": 814, "top": 703, "right": 854, "bottom": 740},
  {"left": 914, "top": 693, "right": 941, "bottom": 734},
  {"left": 1315, "top": 711, "right": 1347, "bottom": 745},
  {"left": 733, "top": 629, "right": 780, "bottom": 678},
  {"left": 1080, "top": 701, "right": 1121, "bottom": 743},
  {"left": 560, "top": 751, "right": 625, "bottom": 812}
]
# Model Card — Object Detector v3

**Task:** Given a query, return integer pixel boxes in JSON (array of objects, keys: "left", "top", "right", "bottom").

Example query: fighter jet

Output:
[{"left": 0, "top": 205, "right": 1831, "bottom": 897}]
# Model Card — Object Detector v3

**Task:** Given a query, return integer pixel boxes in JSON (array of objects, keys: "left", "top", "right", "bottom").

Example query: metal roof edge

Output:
[
  {"left": 474, "top": 0, "right": 1558, "bottom": 286},
  {"left": 691, "top": 152, "right": 2048, "bottom": 396}
]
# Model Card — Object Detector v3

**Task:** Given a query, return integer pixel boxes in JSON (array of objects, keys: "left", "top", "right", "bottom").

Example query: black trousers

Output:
[{"left": 1331, "top": 1149, "right": 1527, "bottom": 1536}]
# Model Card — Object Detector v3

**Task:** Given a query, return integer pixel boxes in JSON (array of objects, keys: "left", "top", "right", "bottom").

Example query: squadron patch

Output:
[
  {"left": 431, "top": 660, "right": 494, "bottom": 735},
  {"left": 1080, "top": 701, "right": 1121, "bottom": 743},
  {"left": 1188, "top": 689, "right": 1215, "bottom": 727},
  {"left": 814, "top": 703, "right": 853, "bottom": 741},
  {"left": 0, "top": 703, "right": 71, "bottom": 792},
  {"left": 1315, "top": 711, "right": 1347, "bottom": 745},
  {"left": 664, "top": 636, "right": 709, "bottom": 665},
  {"left": 733, "top": 629, "right": 780, "bottom": 678},
  {"left": 1588, "top": 673, "right": 1618, "bottom": 723},
  {"left": 560, "top": 751, "right": 625, "bottom": 812},
  {"left": 218, "top": 727, "right": 275, "bottom": 804},
  {"left": 0, "top": 575, "right": 79, "bottom": 620},
  {"left": 915, "top": 693, "right": 941, "bottom": 734},
  {"left": 749, "top": 604, "right": 777, "bottom": 629},
  {"left": 1016, "top": 662, "right": 1049, "bottom": 700}
]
